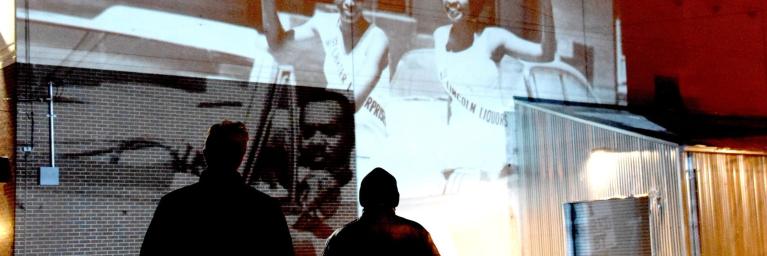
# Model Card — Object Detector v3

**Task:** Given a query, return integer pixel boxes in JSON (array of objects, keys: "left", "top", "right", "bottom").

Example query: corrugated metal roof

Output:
[{"left": 516, "top": 98, "right": 767, "bottom": 153}]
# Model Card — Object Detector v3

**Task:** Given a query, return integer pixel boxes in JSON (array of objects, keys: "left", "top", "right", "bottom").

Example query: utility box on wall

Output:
[{"left": 39, "top": 167, "right": 59, "bottom": 186}]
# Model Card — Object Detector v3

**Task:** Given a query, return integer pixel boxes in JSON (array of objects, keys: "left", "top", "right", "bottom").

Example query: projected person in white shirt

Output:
[
  {"left": 432, "top": 0, "right": 556, "bottom": 174},
  {"left": 433, "top": 0, "right": 556, "bottom": 112},
  {"left": 261, "top": 0, "right": 390, "bottom": 113}
]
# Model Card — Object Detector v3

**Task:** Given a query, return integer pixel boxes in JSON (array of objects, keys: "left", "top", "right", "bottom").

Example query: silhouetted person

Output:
[
  {"left": 322, "top": 168, "right": 441, "bottom": 256},
  {"left": 141, "top": 120, "right": 295, "bottom": 255}
]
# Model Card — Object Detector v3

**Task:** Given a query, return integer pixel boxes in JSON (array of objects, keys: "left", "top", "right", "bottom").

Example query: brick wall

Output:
[
  {"left": 0, "top": 64, "right": 16, "bottom": 256},
  {"left": 13, "top": 64, "right": 357, "bottom": 255}
]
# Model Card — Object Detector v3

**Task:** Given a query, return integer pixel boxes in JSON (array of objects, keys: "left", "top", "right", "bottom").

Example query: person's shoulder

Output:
[
  {"left": 368, "top": 24, "right": 388, "bottom": 39},
  {"left": 394, "top": 215, "right": 428, "bottom": 231},
  {"left": 433, "top": 25, "right": 451, "bottom": 47},
  {"left": 364, "top": 25, "right": 387, "bottom": 46},
  {"left": 160, "top": 183, "right": 202, "bottom": 202},
  {"left": 342, "top": 218, "right": 363, "bottom": 229},
  {"left": 327, "top": 218, "right": 362, "bottom": 241},
  {"left": 482, "top": 26, "right": 507, "bottom": 33},
  {"left": 323, "top": 219, "right": 361, "bottom": 256},
  {"left": 242, "top": 186, "right": 281, "bottom": 206},
  {"left": 434, "top": 25, "right": 451, "bottom": 38},
  {"left": 311, "top": 10, "right": 337, "bottom": 24}
]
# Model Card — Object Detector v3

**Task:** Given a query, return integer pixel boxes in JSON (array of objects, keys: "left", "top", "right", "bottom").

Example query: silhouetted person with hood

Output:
[
  {"left": 141, "top": 120, "right": 295, "bottom": 255},
  {"left": 322, "top": 168, "right": 441, "bottom": 256}
]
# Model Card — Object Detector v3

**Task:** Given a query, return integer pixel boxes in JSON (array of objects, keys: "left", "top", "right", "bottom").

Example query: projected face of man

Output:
[
  {"left": 337, "top": 0, "right": 365, "bottom": 24},
  {"left": 301, "top": 100, "right": 347, "bottom": 170}
]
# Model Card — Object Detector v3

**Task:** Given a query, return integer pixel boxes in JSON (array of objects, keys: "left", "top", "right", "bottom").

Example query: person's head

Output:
[
  {"left": 443, "top": 0, "right": 486, "bottom": 23},
  {"left": 203, "top": 120, "right": 249, "bottom": 172},
  {"left": 359, "top": 168, "right": 400, "bottom": 210},
  {"left": 299, "top": 89, "right": 354, "bottom": 171},
  {"left": 337, "top": 0, "right": 367, "bottom": 24}
]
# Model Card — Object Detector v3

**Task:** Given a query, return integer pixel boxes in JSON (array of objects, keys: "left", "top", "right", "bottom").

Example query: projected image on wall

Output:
[
  {"left": 45, "top": 82, "right": 356, "bottom": 255},
  {"left": 241, "top": 87, "right": 357, "bottom": 252},
  {"left": 1, "top": 0, "right": 13, "bottom": 66},
  {"left": 17, "top": 0, "right": 621, "bottom": 255}
]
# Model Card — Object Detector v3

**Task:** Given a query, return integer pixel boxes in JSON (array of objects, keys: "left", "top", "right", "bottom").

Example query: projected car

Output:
[{"left": 19, "top": 5, "right": 277, "bottom": 82}]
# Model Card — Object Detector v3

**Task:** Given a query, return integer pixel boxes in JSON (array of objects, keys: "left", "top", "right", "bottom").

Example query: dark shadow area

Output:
[
  {"left": 16, "top": 64, "right": 210, "bottom": 104},
  {"left": 141, "top": 121, "right": 295, "bottom": 255},
  {"left": 323, "top": 168, "right": 440, "bottom": 256}
]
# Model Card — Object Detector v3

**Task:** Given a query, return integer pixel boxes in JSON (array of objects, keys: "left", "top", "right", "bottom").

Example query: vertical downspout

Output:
[
  {"left": 47, "top": 82, "right": 55, "bottom": 168},
  {"left": 24, "top": 0, "right": 30, "bottom": 64},
  {"left": 685, "top": 152, "right": 701, "bottom": 256}
]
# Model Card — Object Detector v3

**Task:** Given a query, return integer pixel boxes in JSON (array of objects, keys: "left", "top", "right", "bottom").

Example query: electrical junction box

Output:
[{"left": 40, "top": 167, "right": 60, "bottom": 186}]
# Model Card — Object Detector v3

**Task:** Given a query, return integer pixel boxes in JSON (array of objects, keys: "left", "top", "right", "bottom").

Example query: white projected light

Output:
[
  {"left": 17, "top": 0, "right": 623, "bottom": 255},
  {"left": 0, "top": 0, "right": 14, "bottom": 66},
  {"left": 586, "top": 150, "right": 619, "bottom": 191}
]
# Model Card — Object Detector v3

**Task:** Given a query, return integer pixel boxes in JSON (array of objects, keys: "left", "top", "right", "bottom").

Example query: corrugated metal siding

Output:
[
  {"left": 691, "top": 152, "right": 767, "bottom": 256},
  {"left": 515, "top": 103, "right": 688, "bottom": 256},
  {"left": 566, "top": 197, "right": 651, "bottom": 256}
]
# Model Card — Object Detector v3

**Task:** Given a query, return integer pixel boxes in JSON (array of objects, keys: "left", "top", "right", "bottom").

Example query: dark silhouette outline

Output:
[
  {"left": 322, "top": 167, "right": 441, "bottom": 256},
  {"left": 141, "top": 120, "right": 295, "bottom": 255}
]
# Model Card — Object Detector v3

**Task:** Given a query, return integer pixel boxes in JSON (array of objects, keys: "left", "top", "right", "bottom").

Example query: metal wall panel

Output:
[
  {"left": 691, "top": 152, "right": 767, "bottom": 256},
  {"left": 514, "top": 102, "right": 688, "bottom": 256},
  {"left": 565, "top": 197, "right": 651, "bottom": 256}
]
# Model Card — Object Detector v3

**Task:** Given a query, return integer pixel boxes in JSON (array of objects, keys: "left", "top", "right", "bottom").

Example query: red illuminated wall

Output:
[{"left": 620, "top": 0, "right": 767, "bottom": 117}]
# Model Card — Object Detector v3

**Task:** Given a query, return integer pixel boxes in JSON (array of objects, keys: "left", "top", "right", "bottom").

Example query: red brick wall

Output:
[
  {"left": 13, "top": 64, "right": 357, "bottom": 255},
  {"left": 0, "top": 64, "right": 16, "bottom": 256}
]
